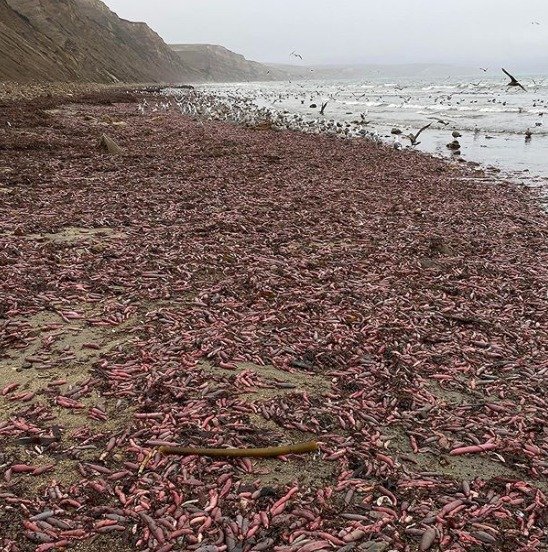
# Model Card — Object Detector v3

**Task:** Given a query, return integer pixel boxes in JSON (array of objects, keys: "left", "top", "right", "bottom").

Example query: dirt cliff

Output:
[
  {"left": 1, "top": 1, "right": 286, "bottom": 85},
  {"left": 1, "top": 0, "right": 194, "bottom": 83},
  {"left": 170, "top": 44, "right": 287, "bottom": 82}
]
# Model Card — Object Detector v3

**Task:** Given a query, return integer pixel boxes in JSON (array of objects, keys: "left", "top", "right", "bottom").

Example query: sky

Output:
[{"left": 104, "top": 0, "right": 548, "bottom": 69}]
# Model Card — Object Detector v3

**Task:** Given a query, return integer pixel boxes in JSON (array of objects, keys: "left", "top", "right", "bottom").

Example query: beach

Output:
[
  {"left": 198, "top": 77, "right": 548, "bottom": 196},
  {"left": 0, "top": 89, "right": 547, "bottom": 551}
]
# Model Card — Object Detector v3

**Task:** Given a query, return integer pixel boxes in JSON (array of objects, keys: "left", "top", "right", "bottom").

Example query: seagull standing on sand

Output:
[{"left": 502, "top": 68, "right": 526, "bottom": 91}]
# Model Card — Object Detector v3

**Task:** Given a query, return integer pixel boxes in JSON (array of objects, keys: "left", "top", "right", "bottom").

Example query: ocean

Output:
[{"left": 195, "top": 75, "right": 548, "bottom": 199}]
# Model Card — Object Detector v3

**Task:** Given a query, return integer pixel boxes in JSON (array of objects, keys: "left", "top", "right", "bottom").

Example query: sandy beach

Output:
[{"left": 0, "top": 90, "right": 546, "bottom": 551}]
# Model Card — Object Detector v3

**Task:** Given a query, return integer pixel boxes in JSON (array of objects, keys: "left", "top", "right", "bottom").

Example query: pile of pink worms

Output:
[{"left": 0, "top": 91, "right": 546, "bottom": 551}]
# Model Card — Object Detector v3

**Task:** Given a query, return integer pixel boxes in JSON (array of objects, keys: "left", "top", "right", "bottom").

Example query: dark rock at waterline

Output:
[
  {"left": 446, "top": 140, "right": 461, "bottom": 150},
  {"left": 391, "top": 128, "right": 402, "bottom": 135},
  {"left": 452, "top": 130, "right": 462, "bottom": 138}
]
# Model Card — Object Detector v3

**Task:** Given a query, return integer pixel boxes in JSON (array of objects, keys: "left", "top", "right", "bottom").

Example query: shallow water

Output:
[{"left": 198, "top": 76, "right": 548, "bottom": 197}]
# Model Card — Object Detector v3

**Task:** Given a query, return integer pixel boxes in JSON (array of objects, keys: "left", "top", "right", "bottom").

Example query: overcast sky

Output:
[{"left": 105, "top": 0, "right": 548, "bottom": 69}]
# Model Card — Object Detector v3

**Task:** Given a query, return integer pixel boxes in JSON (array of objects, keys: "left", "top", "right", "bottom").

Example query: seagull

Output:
[
  {"left": 502, "top": 68, "right": 526, "bottom": 91},
  {"left": 407, "top": 122, "right": 433, "bottom": 146},
  {"left": 479, "top": 67, "right": 488, "bottom": 72},
  {"left": 290, "top": 51, "right": 303, "bottom": 60}
]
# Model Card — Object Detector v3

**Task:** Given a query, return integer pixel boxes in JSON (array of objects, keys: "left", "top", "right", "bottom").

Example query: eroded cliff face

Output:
[
  {"left": 0, "top": 0, "right": 75, "bottom": 82},
  {"left": 1, "top": 0, "right": 194, "bottom": 83},
  {"left": 171, "top": 44, "right": 286, "bottom": 82},
  {"left": 0, "top": 0, "right": 284, "bottom": 85}
]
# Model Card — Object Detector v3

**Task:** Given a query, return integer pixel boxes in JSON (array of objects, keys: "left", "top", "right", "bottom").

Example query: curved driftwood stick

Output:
[{"left": 159, "top": 441, "right": 319, "bottom": 458}]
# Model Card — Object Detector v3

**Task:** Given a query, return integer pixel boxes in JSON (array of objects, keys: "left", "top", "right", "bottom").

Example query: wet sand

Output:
[{"left": 0, "top": 91, "right": 546, "bottom": 551}]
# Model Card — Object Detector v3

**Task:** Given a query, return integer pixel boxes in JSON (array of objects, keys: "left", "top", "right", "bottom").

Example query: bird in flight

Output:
[
  {"left": 531, "top": 21, "right": 541, "bottom": 25},
  {"left": 479, "top": 67, "right": 488, "bottom": 72},
  {"left": 502, "top": 68, "right": 526, "bottom": 91},
  {"left": 407, "top": 122, "right": 433, "bottom": 146},
  {"left": 290, "top": 51, "right": 303, "bottom": 60}
]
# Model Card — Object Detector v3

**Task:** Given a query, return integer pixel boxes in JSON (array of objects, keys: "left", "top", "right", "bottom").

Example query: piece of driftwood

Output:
[{"left": 159, "top": 441, "right": 319, "bottom": 458}]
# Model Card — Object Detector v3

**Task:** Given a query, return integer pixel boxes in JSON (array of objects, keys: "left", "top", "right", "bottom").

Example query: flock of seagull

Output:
[
  {"left": 136, "top": 67, "right": 546, "bottom": 159},
  {"left": 140, "top": 89, "right": 389, "bottom": 142}
]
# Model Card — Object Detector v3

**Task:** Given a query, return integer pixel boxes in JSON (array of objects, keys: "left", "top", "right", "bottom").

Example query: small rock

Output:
[
  {"left": 90, "top": 243, "right": 106, "bottom": 253},
  {"left": 291, "top": 358, "right": 314, "bottom": 370},
  {"left": 419, "top": 257, "right": 438, "bottom": 269},
  {"left": 362, "top": 542, "right": 390, "bottom": 552},
  {"left": 98, "top": 133, "right": 124, "bottom": 155},
  {"left": 391, "top": 128, "right": 402, "bottom": 135},
  {"left": 446, "top": 140, "right": 460, "bottom": 150},
  {"left": 452, "top": 130, "right": 461, "bottom": 138},
  {"left": 430, "top": 237, "right": 453, "bottom": 256}
]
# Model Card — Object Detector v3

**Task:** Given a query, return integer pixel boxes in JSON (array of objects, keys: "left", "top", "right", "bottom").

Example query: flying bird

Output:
[
  {"left": 502, "top": 68, "right": 526, "bottom": 91},
  {"left": 407, "top": 122, "right": 433, "bottom": 146},
  {"left": 290, "top": 51, "right": 303, "bottom": 60},
  {"left": 479, "top": 67, "right": 488, "bottom": 72},
  {"left": 320, "top": 101, "right": 328, "bottom": 115}
]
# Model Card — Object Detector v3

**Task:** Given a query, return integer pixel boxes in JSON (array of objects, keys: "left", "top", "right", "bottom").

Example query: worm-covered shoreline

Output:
[{"left": 0, "top": 90, "right": 546, "bottom": 551}]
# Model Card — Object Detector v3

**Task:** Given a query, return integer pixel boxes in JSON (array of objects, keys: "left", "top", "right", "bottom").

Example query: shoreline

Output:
[
  {"left": 0, "top": 89, "right": 547, "bottom": 551},
  {"left": 190, "top": 80, "right": 548, "bottom": 201}
]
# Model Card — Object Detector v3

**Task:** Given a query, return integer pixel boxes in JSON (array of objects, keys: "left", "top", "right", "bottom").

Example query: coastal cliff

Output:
[
  {"left": 170, "top": 43, "right": 287, "bottom": 82},
  {"left": 0, "top": 1, "right": 287, "bottom": 84},
  {"left": 0, "top": 0, "right": 193, "bottom": 83}
]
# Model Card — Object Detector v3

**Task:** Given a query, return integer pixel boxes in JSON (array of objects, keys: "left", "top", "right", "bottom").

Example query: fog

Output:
[{"left": 105, "top": 0, "right": 548, "bottom": 70}]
